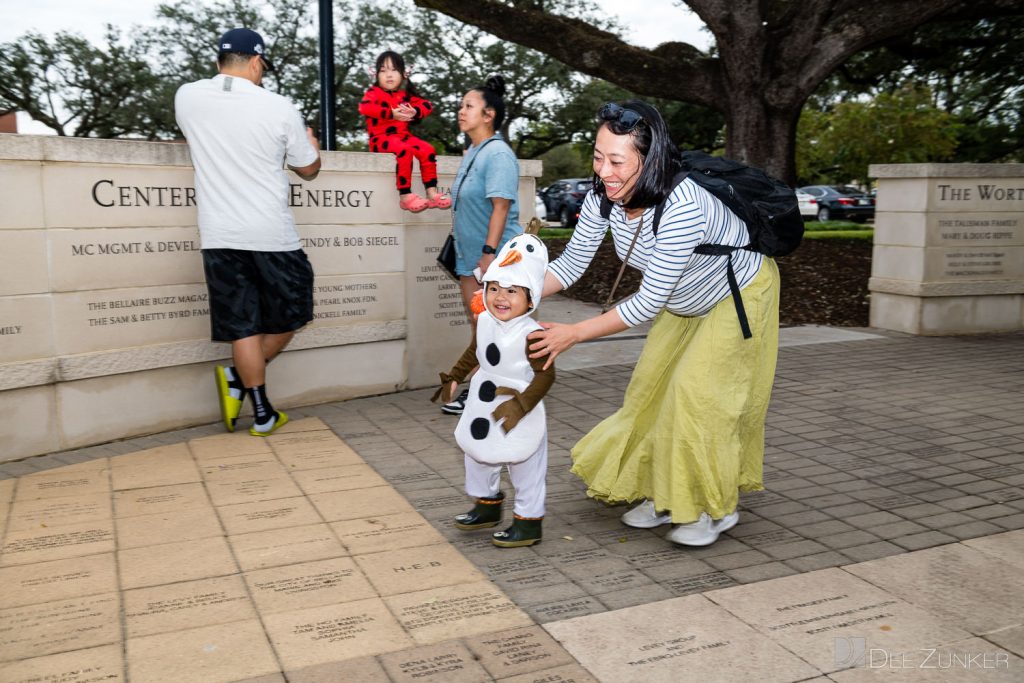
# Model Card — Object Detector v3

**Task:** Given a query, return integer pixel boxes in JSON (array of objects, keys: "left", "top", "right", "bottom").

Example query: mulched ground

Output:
[{"left": 545, "top": 237, "right": 872, "bottom": 327}]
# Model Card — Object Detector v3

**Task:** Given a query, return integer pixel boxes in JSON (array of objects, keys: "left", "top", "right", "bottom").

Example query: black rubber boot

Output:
[
  {"left": 492, "top": 515, "right": 543, "bottom": 548},
  {"left": 453, "top": 492, "right": 505, "bottom": 530}
]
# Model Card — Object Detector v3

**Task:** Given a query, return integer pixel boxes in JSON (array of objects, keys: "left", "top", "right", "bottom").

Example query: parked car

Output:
[
  {"left": 795, "top": 190, "right": 818, "bottom": 219},
  {"left": 797, "top": 185, "right": 875, "bottom": 222},
  {"left": 534, "top": 193, "right": 547, "bottom": 221},
  {"left": 539, "top": 178, "right": 593, "bottom": 228}
]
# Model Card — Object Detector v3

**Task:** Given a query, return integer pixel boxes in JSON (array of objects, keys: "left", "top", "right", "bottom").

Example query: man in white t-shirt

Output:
[{"left": 175, "top": 27, "right": 321, "bottom": 437}]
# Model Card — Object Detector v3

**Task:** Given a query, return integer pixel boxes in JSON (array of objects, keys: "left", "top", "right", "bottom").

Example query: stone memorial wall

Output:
[
  {"left": 0, "top": 134, "right": 541, "bottom": 461},
  {"left": 869, "top": 163, "right": 1024, "bottom": 335}
]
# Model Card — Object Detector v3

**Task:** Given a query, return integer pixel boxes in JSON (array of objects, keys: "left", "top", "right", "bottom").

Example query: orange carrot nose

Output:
[{"left": 499, "top": 250, "right": 522, "bottom": 267}]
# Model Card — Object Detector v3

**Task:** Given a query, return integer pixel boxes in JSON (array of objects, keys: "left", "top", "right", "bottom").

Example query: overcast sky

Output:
[{"left": 1, "top": 0, "right": 711, "bottom": 133}]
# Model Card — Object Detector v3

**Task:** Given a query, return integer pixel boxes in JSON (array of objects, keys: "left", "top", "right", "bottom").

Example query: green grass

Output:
[
  {"left": 802, "top": 220, "right": 869, "bottom": 231},
  {"left": 804, "top": 220, "right": 873, "bottom": 240},
  {"left": 539, "top": 227, "right": 575, "bottom": 239},
  {"left": 541, "top": 222, "right": 873, "bottom": 241},
  {"left": 805, "top": 230, "right": 873, "bottom": 240}
]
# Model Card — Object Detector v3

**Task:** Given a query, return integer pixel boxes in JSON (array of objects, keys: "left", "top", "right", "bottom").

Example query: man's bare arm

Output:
[{"left": 289, "top": 126, "right": 322, "bottom": 181}]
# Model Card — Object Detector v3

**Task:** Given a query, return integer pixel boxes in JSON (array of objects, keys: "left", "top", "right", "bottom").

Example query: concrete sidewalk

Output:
[{"left": 1, "top": 303, "right": 1023, "bottom": 681}]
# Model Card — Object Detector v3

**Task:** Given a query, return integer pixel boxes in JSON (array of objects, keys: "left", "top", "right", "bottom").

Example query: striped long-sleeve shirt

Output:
[{"left": 548, "top": 178, "right": 764, "bottom": 327}]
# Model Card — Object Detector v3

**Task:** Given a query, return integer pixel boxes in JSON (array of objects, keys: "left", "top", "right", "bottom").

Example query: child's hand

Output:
[
  {"left": 492, "top": 389, "right": 526, "bottom": 433},
  {"left": 392, "top": 105, "right": 414, "bottom": 121},
  {"left": 430, "top": 374, "right": 459, "bottom": 404}
]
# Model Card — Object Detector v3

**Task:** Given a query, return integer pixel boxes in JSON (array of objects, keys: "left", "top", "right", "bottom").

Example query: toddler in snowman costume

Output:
[{"left": 432, "top": 233, "right": 554, "bottom": 547}]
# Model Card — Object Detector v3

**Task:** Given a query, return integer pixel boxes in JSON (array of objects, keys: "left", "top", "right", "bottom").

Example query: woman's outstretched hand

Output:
[{"left": 528, "top": 322, "right": 578, "bottom": 370}]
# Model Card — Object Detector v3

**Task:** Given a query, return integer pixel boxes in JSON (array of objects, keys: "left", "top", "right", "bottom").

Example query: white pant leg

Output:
[
  {"left": 464, "top": 454, "right": 502, "bottom": 499},
  {"left": 508, "top": 434, "right": 548, "bottom": 518}
]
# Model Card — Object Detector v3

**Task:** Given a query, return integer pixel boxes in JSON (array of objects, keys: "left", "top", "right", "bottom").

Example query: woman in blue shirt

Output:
[{"left": 443, "top": 74, "right": 522, "bottom": 414}]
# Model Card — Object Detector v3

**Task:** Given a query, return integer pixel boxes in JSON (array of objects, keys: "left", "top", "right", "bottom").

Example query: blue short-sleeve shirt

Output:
[{"left": 451, "top": 134, "right": 521, "bottom": 275}]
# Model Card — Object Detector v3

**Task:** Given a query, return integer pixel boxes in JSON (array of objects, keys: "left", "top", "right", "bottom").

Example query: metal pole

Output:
[{"left": 318, "top": 0, "right": 336, "bottom": 150}]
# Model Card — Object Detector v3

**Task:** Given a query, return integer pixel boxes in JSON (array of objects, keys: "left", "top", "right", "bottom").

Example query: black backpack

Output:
[{"left": 600, "top": 151, "right": 803, "bottom": 339}]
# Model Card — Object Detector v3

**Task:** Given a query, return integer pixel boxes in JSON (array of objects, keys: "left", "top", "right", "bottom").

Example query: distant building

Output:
[{"left": 0, "top": 112, "right": 17, "bottom": 134}]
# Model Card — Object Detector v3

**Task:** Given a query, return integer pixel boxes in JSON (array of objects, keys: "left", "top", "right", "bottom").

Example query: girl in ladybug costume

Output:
[{"left": 359, "top": 50, "right": 450, "bottom": 213}]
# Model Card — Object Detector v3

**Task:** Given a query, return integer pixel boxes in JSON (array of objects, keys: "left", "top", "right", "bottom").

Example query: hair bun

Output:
[{"left": 485, "top": 74, "right": 506, "bottom": 97}]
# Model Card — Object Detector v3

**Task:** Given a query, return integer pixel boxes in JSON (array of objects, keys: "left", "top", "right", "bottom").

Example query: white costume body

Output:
[{"left": 455, "top": 234, "right": 550, "bottom": 518}]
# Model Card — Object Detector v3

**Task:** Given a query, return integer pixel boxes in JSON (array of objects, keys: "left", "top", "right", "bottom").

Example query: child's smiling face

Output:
[
  {"left": 485, "top": 282, "right": 530, "bottom": 321},
  {"left": 377, "top": 58, "right": 403, "bottom": 91}
]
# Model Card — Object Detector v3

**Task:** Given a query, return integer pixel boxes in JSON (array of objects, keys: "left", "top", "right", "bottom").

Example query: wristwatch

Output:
[{"left": 481, "top": 244, "right": 497, "bottom": 255}]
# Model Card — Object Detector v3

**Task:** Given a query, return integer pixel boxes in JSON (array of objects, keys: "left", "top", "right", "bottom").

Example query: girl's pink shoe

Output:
[
  {"left": 400, "top": 193, "right": 429, "bottom": 213},
  {"left": 427, "top": 193, "right": 452, "bottom": 210}
]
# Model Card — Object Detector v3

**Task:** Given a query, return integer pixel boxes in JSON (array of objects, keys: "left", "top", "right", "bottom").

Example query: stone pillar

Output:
[
  {"left": 869, "top": 163, "right": 1024, "bottom": 335},
  {"left": 0, "top": 134, "right": 540, "bottom": 461}
]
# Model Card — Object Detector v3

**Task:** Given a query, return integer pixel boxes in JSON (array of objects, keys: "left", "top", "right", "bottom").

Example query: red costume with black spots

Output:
[{"left": 359, "top": 85, "right": 437, "bottom": 193}]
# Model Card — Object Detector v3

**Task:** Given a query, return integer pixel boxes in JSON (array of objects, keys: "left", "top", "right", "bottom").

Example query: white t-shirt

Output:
[{"left": 175, "top": 74, "right": 318, "bottom": 251}]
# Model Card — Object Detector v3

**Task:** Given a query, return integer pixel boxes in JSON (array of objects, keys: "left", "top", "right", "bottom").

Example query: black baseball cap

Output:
[{"left": 218, "top": 28, "right": 275, "bottom": 72}]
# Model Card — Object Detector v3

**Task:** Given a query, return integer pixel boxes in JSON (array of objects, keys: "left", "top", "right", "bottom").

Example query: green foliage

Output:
[
  {"left": 813, "top": 15, "right": 1024, "bottom": 165},
  {"left": 149, "top": 0, "right": 405, "bottom": 145},
  {"left": 797, "top": 85, "right": 959, "bottom": 185},
  {"left": 537, "top": 144, "right": 591, "bottom": 185},
  {"left": 400, "top": 0, "right": 622, "bottom": 156},
  {"left": 1, "top": 0, "right": 642, "bottom": 158},
  {"left": 0, "top": 0, "right": 405, "bottom": 143},
  {"left": 0, "top": 27, "right": 168, "bottom": 137}
]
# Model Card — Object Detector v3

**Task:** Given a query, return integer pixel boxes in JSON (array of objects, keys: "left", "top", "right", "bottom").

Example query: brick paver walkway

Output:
[{"left": 2, "top": 329, "right": 1023, "bottom": 681}]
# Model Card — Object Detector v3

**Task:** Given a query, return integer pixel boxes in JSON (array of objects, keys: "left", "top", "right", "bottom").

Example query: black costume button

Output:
[
  {"left": 479, "top": 381, "right": 497, "bottom": 402},
  {"left": 470, "top": 417, "right": 490, "bottom": 440},
  {"left": 486, "top": 344, "right": 501, "bottom": 366}
]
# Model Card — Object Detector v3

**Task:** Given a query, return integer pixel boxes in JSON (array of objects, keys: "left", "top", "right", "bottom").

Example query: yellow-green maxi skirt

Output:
[{"left": 570, "top": 259, "right": 780, "bottom": 523}]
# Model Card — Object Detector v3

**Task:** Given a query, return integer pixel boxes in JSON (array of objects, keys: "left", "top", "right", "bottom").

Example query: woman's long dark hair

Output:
[
  {"left": 374, "top": 50, "right": 419, "bottom": 98},
  {"left": 469, "top": 74, "right": 507, "bottom": 132},
  {"left": 593, "top": 99, "right": 680, "bottom": 211}
]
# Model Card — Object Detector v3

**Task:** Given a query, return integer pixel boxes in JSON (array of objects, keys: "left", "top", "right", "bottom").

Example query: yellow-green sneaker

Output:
[
  {"left": 215, "top": 365, "right": 243, "bottom": 433},
  {"left": 250, "top": 410, "right": 288, "bottom": 437}
]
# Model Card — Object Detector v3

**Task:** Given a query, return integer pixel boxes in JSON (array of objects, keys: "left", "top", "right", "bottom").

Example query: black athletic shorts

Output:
[{"left": 202, "top": 248, "right": 314, "bottom": 342}]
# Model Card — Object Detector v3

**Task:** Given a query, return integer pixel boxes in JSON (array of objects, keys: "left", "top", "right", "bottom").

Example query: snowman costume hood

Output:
[
  {"left": 454, "top": 234, "right": 550, "bottom": 464},
  {"left": 481, "top": 233, "right": 548, "bottom": 317}
]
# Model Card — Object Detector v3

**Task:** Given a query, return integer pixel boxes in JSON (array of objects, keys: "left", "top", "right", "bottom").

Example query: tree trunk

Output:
[{"left": 723, "top": 95, "right": 801, "bottom": 184}]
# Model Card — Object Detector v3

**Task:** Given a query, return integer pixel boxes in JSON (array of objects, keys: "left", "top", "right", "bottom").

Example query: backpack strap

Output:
[
  {"left": 650, "top": 171, "right": 690, "bottom": 237},
  {"left": 693, "top": 244, "right": 752, "bottom": 339},
  {"left": 671, "top": 169, "right": 754, "bottom": 340}
]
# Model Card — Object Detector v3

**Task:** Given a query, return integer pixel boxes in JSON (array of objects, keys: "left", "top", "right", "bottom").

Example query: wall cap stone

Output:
[
  {"left": 870, "top": 163, "right": 1024, "bottom": 179},
  {"left": 1, "top": 133, "right": 543, "bottom": 177}
]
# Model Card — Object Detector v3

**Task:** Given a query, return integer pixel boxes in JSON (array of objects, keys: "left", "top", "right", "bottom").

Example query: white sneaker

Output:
[
  {"left": 666, "top": 511, "right": 739, "bottom": 546},
  {"left": 621, "top": 500, "right": 673, "bottom": 528}
]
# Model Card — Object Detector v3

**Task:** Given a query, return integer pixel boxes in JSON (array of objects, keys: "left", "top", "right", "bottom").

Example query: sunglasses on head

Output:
[{"left": 598, "top": 103, "right": 643, "bottom": 132}]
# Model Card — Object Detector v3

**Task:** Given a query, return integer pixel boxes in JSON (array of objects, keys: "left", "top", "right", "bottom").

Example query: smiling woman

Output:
[{"left": 529, "top": 99, "right": 782, "bottom": 548}]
